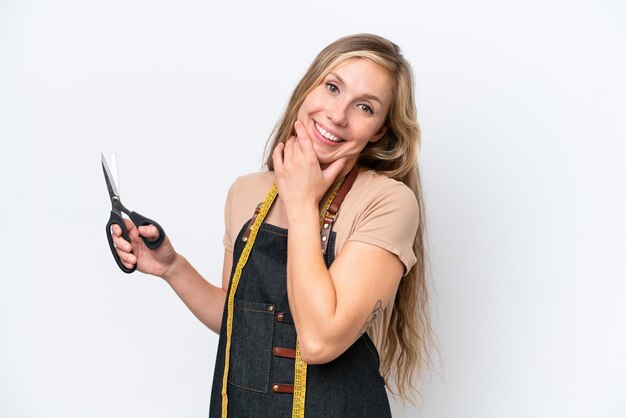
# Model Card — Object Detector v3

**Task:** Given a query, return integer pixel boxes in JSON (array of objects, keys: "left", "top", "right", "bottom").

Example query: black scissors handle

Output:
[
  {"left": 106, "top": 210, "right": 136, "bottom": 274},
  {"left": 106, "top": 210, "right": 167, "bottom": 274},
  {"left": 128, "top": 211, "right": 166, "bottom": 250}
]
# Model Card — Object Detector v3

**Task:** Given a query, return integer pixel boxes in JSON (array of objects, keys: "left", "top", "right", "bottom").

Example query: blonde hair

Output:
[{"left": 264, "top": 34, "right": 432, "bottom": 401}]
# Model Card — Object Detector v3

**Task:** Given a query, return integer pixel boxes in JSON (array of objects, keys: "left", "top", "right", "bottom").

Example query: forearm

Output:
[
  {"left": 163, "top": 254, "right": 226, "bottom": 334},
  {"left": 286, "top": 205, "right": 341, "bottom": 359}
]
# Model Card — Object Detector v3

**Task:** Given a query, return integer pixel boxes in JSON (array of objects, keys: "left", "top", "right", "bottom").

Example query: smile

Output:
[{"left": 314, "top": 122, "right": 345, "bottom": 143}]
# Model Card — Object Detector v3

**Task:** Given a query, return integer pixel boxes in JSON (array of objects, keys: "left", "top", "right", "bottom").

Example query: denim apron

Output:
[{"left": 209, "top": 188, "right": 392, "bottom": 418}]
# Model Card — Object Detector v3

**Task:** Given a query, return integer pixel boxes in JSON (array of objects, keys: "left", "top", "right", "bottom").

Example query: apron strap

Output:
[
  {"left": 241, "top": 167, "right": 359, "bottom": 247},
  {"left": 321, "top": 167, "right": 358, "bottom": 255}
]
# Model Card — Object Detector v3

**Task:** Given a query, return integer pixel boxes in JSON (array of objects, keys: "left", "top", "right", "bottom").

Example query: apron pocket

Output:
[{"left": 228, "top": 298, "right": 275, "bottom": 393}]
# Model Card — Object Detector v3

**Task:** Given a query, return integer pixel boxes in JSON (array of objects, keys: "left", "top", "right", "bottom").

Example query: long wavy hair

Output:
[{"left": 264, "top": 33, "right": 432, "bottom": 401}]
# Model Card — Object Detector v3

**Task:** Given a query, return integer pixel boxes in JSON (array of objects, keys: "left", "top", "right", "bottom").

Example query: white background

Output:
[{"left": 1, "top": 0, "right": 625, "bottom": 417}]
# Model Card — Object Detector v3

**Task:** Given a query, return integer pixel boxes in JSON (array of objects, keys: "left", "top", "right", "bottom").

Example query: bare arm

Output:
[
  {"left": 111, "top": 221, "right": 232, "bottom": 334},
  {"left": 161, "top": 249, "right": 233, "bottom": 333},
  {"left": 286, "top": 209, "right": 403, "bottom": 363},
  {"left": 273, "top": 123, "right": 405, "bottom": 364}
]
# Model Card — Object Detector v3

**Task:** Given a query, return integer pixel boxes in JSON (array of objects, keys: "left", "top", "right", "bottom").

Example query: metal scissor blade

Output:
[
  {"left": 111, "top": 153, "right": 119, "bottom": 196},
  {"left": 101, "top": 152, "right": 120, "bottom": 199}
]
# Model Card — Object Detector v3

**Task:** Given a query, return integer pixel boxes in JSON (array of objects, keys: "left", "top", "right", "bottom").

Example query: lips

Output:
[{"left": 314, "top": 121, "right": 345, "bottom": 142}]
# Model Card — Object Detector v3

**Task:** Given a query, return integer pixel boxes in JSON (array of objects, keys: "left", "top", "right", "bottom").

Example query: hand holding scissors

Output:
[{"left": 102, "top": 153, "right": 167, "bottom": 274}]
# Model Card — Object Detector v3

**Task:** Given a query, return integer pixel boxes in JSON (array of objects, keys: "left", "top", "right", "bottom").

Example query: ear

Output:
[{"left": 369, "top": 125, "right": 387, "bottom": 143}]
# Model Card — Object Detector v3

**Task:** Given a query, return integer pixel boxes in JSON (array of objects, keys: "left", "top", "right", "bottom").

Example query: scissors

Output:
[{"left": 101, "top": 153, "right": 166, "bottom": 273}]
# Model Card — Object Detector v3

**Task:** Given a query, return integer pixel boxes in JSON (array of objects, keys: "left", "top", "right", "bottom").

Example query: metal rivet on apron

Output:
[
  {"left": 276, "top": 313, "right": 284, "bottom": 322},
  {"left": 323, "top": 223, "right": 329, "bottom": 229},
  {"left": 268, "top": 305, "right": 274, "bottom": 312},
  {"left": 242, "top": 236, "right": 248, "bottom": 242},
  {"left": 272, "top": 384, "right": 279, "bottom": 392},
  {"left": 321, "top": 236, "right": 327, "bottom": 242},
  {"left": 272, "top": 347, "right": 279, "bottom": 355}
]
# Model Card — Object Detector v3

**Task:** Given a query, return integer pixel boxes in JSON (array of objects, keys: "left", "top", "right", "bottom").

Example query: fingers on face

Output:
[
  {"left": 272, "top": 142, "right": 285, "bottom": 170},
  {"left": 321, "top": 156, "right": 347, "bottom": 182},
  {"left": 293, "top": 121, "right": 318, "bottom": 160},
  {"left": 272, "top": 122, "right": 316, "bottom": 172},
  {"left": 284, "top": 136, "right": 296, "bottom": 151},
  {"left": 281, "top": 137, "right": 297, "bottom": 165},
  {"left": 294, "top": 120, "right": 308, "bottom": 140}
]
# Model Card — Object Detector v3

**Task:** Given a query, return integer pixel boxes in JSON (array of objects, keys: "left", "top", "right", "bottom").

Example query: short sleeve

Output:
[
  {"left": 221, "top": 171, "right": 277, "bottom": 254},
  {"left": 222, "top": 178, "right": 238, "bottom": 253},
  {"left": 347, "top": 183, "right": 419, "bottom": 274}
]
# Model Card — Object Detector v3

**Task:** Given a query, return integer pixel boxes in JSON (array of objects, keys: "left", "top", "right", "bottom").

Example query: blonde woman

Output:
[{"left": 111, "top": 33, "right": 431, "bottom": 417}]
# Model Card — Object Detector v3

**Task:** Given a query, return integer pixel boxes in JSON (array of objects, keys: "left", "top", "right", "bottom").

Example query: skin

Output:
[
  {"left": 111, "top": 222, "right": 229, "bottom": 333},
  {"left": 111, "top": 58, "right": 405, "bottom": 364}
]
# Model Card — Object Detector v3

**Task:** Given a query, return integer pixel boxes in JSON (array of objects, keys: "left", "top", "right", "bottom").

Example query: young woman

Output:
[{"left": 111, "top": 33, "right": 431, "bottom": 417}]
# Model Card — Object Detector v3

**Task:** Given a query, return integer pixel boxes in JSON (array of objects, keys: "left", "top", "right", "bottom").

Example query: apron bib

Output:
[{"left": 209, "top": 170, "right": 391, "bottom": 418}]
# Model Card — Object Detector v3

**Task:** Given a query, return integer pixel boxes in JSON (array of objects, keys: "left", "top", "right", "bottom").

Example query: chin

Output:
[{"left": 310, "top": 148, "right": 335, "bottom": 166}]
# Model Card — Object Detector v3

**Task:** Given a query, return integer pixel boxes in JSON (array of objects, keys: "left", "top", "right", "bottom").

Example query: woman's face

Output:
[{"left": 296, "top": 58, "right": 393, "bottom": 169}]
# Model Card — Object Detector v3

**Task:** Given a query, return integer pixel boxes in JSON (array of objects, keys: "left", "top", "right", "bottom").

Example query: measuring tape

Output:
[
  {"left": 221, "top": 184, "right": 278, "bottom": 418},
  {"left": 291, "top": 341, "right": 307, "bottom": 417},
  {"left": 221, "top": 179, "right": 345, "bottom": 418},
  {"left": 292, "top": 183, "right": 341, "bottom": 417}
]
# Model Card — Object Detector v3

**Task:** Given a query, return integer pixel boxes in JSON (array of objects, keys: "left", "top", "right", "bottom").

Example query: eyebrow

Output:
[{"left": 328, "top": 72, "right": 383, "bottom": 105}]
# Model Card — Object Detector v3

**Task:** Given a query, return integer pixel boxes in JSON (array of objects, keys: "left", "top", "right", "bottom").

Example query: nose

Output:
[{"left": 326, "top": 100, "right": 349, "bottom": 127}]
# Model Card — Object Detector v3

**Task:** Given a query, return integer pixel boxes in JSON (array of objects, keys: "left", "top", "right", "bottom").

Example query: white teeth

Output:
[{"left": 315, "top": 122, "right": 343, "bottom": 142}]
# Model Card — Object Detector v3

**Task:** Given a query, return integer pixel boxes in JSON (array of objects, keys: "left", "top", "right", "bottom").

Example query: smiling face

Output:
[{"left": 296, "top": 58, "right": 394, "bottom": 170}]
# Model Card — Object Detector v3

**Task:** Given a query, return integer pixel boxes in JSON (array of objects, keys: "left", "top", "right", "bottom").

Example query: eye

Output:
[
  {"left": 358, "top": 103, "right": 374, "bottom": 114},
  {"left": 325, "top": 82, "right": 339, "bottom": 94}
]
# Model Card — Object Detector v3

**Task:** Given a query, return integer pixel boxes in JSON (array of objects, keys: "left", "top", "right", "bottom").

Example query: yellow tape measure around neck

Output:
[
  {"left": 292, "top": 182, "right": 341, "bottom": 418},
  {"left": 221, "top": 178, "right": 345, "bottom": 418},
  {"left": 221, "top": 183, "right": 277, "bottom": 418}
]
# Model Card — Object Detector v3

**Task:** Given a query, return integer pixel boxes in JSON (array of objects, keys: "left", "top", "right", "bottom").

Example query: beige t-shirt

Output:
[{"left": 223, "top": 169, "right": 419, "bottom": 356}]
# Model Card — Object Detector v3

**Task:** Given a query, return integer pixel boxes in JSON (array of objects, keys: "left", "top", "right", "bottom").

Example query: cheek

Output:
[
  {"left": 355, "top": 123, "right": 382, "bottom": 143},
  {"left": 296, "top": 99, "right": 312, "bottom": 122},
  {"left": 297, "top": 96, "right": 321, "bottom": 129},
  {"left": 296, "top": 107, "right": 304, "bottom": 123},
  {"left": 300, "top": 89, "right": 325, "bottom": 113}
]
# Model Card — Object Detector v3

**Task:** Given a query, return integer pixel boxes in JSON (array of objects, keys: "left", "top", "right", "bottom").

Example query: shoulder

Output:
[
  {"left": 349, "top": 170, "right": 418, "bottom": 217},
  {"left": 226, "top": 171, "right": 276, "bottom": 206},
  {"left": 223, "top": 171, "right": 277, "bottom": 251},
  {"left": 334, "top": 169, "right": 419, "bottom": 272},
  {"left": 228, "top": 171, "right": 275, "bottom": 195}
]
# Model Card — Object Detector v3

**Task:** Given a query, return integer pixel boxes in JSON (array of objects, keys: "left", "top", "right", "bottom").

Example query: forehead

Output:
[{"left": 326, "top": 58, "right": 393, "bottom": 104}]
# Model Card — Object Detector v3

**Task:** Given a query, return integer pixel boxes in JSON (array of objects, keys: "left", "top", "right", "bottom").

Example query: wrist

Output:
[
  {"left": 285, "top": 202, "right": 319, "bottom": 226},
  {"left": 162, "top": 253, "right": 188, "bottom": 283}
]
